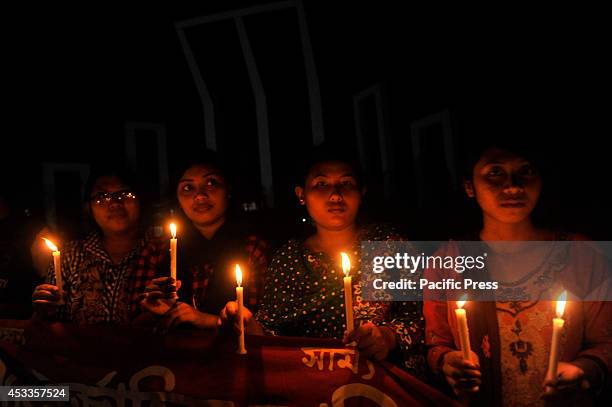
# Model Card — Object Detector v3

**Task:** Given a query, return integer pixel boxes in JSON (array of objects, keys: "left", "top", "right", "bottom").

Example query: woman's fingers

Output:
[
  {"left": 449, "top": 375, "right": 480, "bottom": 394},
  {"left": 456, "top": 377, "right": 481, "bottom": 388},
  {"left": 220, "top": 301, "right": 238, "bottom": 322},
  {"left": 462, "top": 368, "right": 482, "bottom": 378},
  {"left": 144, "top": 291, "right": 167, "bottom": 301},
  {"left": 344, "top": 323, "right": 374, "bottom": 344},
  {"left": 155, "top": 305, "right": 183, "bottom": 333},
  {"left": 33, "top": 299, "right": 58, "bottom": 305},
  {"left": 356, "top": 332, "right": 377, "bottom": 349},
  {"left": 151, "top": 277, "right": 172, "bottom": 285},
  {"left": 444, "top": 352, "right": 481, "bottom": 375},
  {"left": 346, "top": 324, "right": 393, "bottom": 361},
  {"left": 455, "top": 387, "right": 480, "bottom": 395},
  {"left": 448, "top": 367, "right": 481, "bottom": 380},
  {"left": 145, "top": 277, "right": 180, "bottom": 294},
  {"left": 221, "top": 302, "right": 252, "bottom": 334},
  {"left": 32, "top": 285, "right": 62, "bottom": 303},
  {"left": 442, "top": 350, "right": 481, "bottom": 396},
  {"left": 35, "top": 284, "right": 58, "bottom": 292},
  {"left": 155, "top": 303, "right": 220, "bottom": 332},
  {"left": 33, "top": 290, "right": 57, "bottom": 300},
  {"left": 198, "top": 312, "right": 222, "bottom": 329}
]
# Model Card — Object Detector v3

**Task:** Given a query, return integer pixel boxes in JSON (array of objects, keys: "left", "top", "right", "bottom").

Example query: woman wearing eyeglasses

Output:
[{"left": 31, "top": 167, "right": 146, "bottom": 324}]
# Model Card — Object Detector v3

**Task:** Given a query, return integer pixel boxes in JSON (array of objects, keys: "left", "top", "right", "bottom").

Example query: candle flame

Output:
[
  {"left": 42, "top": 238, "right": 59, "bottom": 252},
  {"left": 235, "top": 264, "right": 242, "bottom": 287},
  {"left": 340, "top": 252, "right": 350, "bottom": 277},
  {"left": 170, "top": 223, "right": 177, "bottom": 238},
  {"left": 556, "top": 290, "right": 567, "bottom": 318},
  {"left": 457, "top": 294, "right": 468, "bottom": 309}
]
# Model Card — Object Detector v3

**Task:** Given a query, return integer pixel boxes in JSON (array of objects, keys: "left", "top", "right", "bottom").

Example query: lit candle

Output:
[
  {"left": 235, "top": 264, "right": 247, "bottom": 354},
  {"left": 43, "top": 238, "right": 64, "bottom": 303},
  {"left": 341, "top": 252, "right": 354, "bottom": 332},
  {"left": 455, "top": 294, "right": 472, "bottom": 361},
  {"left": 546, "top": 291, "right": 567, "bottom": 385},
  {"left": 169, "top": 223, "right": 177, "bottom": 280}
]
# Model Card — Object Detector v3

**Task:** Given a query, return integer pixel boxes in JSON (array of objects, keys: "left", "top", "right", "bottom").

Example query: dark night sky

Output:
[{"left": 4, "top": 2, "right": 611, "bottom": 239}]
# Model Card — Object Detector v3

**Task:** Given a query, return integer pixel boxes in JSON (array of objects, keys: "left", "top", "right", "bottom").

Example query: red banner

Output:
[{"left": 0, "top": 320, "right": 457, "bottom": 406}]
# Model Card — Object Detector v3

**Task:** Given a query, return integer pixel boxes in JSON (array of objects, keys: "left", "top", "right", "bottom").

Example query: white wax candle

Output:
[
  {"left": 52, "top": 251, "right": 63, "bottom": 302},
  {"left": 43, "top": 238, "right": 64, "bottom": 303},
  {"left": 169, "top": 223, "right": 177, "bottom": 280},
  {"left": 235, "top": 264, "right": 247, "bottom": 354},
  {"left": 341, "top": 252, "right": 354, "bottom": 332},
  {"left": 546, "top": 291, "right": 567, "bottom": 384},
  {"left": 455, "top": 296, "right": 471, "bottom": 361}
]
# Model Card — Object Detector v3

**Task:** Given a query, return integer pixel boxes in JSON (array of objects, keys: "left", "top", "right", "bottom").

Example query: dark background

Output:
[{"left": 3, "top": 1, "right": 611, "bottom": 242}]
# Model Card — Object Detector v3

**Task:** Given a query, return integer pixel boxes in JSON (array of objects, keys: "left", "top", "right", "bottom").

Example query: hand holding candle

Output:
[
  {"left": 235, "top": 264, "right": 247, "bottom": 354},
  {"left": 546, "top": 290, "right": 567, "bottom": 385},
  {"left": 455, "top": 294, "right": 472, "bottom": 361},
  {"left": 42, "top": 238, "right": 64, "bottom": 303},
  {"left": 169, "top": 223, "right": 177, "bottom": 280},
  {"left": 341, "top": 252, "right": 354, "bottom": 332}
]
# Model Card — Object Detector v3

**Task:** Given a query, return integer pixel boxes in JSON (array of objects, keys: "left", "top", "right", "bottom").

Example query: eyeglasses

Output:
[{"left": 89, "top": 190, "right": 137, "bottom": 206}]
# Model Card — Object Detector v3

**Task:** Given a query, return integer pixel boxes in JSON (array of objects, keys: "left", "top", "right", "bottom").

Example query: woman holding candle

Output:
[
  {"left": 130, "top": 149, "right": 269, "bottom": 332},
  {"left": 31, "top": 167, "right": 146, "bottom": 324},
  {"left": 423, "top": 134, "right": 612, "bottom": 405},
  {"left": 220, "top": 144, "right": 426, "bottom": 377}
]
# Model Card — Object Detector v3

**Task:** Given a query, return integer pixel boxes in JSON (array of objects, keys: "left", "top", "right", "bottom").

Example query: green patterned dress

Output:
[{"left": 255, "top": 224, "right": 426, "bottom": 377}]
